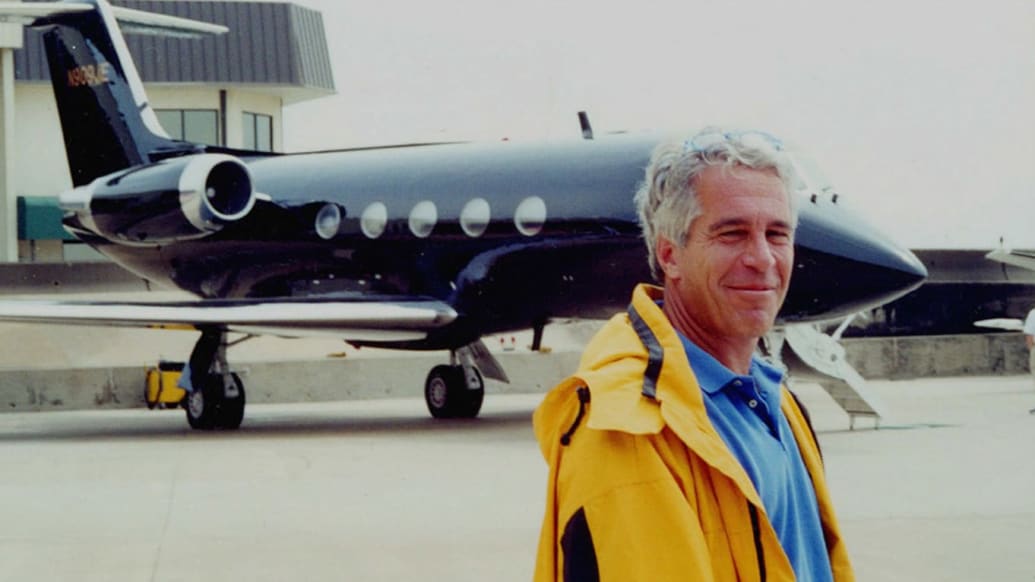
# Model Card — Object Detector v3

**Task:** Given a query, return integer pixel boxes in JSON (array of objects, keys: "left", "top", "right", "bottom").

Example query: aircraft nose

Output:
[{"left": 780, "top": 195, "right": 928, "bottom": 323}]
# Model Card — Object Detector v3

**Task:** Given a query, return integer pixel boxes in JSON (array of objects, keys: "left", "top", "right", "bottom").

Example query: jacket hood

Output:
[{"left": 534, "top": 284, "right": 744, "bottom": 484}]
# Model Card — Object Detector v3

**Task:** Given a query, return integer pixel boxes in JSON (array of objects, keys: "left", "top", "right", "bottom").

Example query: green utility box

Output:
[{"left": 17, "top": 197, "right": 75, "bottom": 241}]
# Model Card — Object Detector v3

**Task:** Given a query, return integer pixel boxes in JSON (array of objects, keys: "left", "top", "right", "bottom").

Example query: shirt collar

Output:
[{"left": 676, "top": 332, "right": 785, "bottom": 395}]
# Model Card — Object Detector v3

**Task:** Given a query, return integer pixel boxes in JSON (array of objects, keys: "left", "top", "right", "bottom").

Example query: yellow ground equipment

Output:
[{"left": 145, "top": 361, "right": 186, "bottom": 409}]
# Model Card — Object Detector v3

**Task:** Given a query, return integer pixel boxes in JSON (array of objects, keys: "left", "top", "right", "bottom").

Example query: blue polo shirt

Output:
[{"left": 678, "top": 334, "right": 834, "bottom": 582}]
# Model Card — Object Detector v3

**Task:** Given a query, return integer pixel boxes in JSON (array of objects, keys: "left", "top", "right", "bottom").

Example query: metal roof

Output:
[{"left": 14, "top": 0, "right": 336, "bottom": 104}]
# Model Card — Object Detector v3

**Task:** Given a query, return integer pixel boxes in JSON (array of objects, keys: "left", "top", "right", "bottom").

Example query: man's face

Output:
[{"left": 658, "top": 165, "right": 794, "bottom": 345}]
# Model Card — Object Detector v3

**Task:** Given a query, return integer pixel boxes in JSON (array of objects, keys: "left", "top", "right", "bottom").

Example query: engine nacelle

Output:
[{"left": 59, "top": 153, "right": 256, "bottom": 244}]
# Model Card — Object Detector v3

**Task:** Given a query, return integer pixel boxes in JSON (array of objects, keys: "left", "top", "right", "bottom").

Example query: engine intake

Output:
[{"left": 59, "top": 153, "right": 256, "bottom": 244}]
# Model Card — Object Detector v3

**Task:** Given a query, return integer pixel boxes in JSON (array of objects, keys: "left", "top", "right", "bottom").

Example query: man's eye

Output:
[
  {"left": 717, "top": 230, "right": 746, "bottom": 241},
  {"left": 768, "top": 231, "right": 793, "bottom": 243}
]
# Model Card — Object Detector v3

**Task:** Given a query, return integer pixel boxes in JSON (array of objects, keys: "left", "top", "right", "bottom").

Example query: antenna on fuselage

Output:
[{"left": 578, "top": 111, "right": 594, "bottom": 140}]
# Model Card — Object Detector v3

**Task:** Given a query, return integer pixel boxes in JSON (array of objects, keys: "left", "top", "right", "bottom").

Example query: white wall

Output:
[
  {"left": 14, "top": 83, "right": 69, "bottom": 197},
  {"left": 13, "top": 83, "right": 284, "bottom": 198},
  {"left": 148, "top": 86, "right": 219, "bottom": 111}
]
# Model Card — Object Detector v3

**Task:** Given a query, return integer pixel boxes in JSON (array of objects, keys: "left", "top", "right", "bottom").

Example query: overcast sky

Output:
[{"left": 281, "top": 0, "right": 1035, "bottom": 250}]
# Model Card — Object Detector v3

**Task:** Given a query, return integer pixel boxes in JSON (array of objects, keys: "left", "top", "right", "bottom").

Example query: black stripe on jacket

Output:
[
  {"left": 561, "top": 508, "right": 600, "bottom": 582},
  {"left": 627, "top": 304, "right": 664, "bottom": 400}
]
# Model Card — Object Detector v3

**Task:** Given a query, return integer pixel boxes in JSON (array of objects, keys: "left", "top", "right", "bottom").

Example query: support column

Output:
[{"left": 0, "top": 21, "right": 23, "bottom": 263}]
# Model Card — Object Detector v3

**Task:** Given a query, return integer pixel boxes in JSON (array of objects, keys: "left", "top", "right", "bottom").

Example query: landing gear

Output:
[
  {"left": 183, "top": 329, "right": 247, "bottom": 430},
  {"left": 422, "top": 340, "right": 511, "bottom": 419},
  {"left": 186, "top": 372, "right": 246, "bottom": 430},
  {"left": 425, "top": 364, "right": 484, "bottom": 419}
]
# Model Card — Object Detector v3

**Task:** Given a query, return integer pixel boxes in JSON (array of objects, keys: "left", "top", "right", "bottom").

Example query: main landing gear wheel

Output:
[
  {"left": 424, "top": 364, "right": 484, "bottom": 419},
  {"left": 186, "top": 372, "right": 246, "bottom": 430}
]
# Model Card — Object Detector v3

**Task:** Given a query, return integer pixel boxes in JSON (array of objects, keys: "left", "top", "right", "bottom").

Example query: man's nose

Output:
[{"left": 741, "top": 233, "right": 777, "bottom": 269}]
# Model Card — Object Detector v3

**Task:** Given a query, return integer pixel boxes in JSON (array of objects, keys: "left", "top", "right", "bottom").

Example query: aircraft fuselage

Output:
[{"left": 73, "top": 134, "right": 927, "bottom": 350}]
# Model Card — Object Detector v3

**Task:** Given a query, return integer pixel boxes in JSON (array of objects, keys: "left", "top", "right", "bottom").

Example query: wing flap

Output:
[{"left": 0, "top": 298, "right": 457, "bottom": 342}]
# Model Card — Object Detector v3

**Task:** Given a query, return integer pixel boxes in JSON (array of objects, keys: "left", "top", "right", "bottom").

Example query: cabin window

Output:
[
  {"left": 156, "top": 109, "right": 219, "bottom": 146},
  {"left": 409, "top": 201, "right": 438, "bottom": 238},
  {"left": 361, "top": 202, "right": 388, "bottom": 239},
  {"left": 461, "top": 198, "right": 491, "bottom": 237},
  {"left": 515, "top": 196, "right": 546, "bottom": 236},
  {"left": 243, "top": 112, "right": 273, "bottom": 152}
]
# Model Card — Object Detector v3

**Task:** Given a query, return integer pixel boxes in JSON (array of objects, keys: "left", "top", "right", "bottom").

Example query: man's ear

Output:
[{"left": 656, "top": 236, "right": 681, "bottom": 282}]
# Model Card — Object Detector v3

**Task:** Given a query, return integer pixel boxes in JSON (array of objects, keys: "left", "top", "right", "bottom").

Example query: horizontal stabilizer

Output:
[
  {"left": 0, "top": 2, "right": 227, "bottom": 37},
  {"left": 109, "top": 5, "right": 227, "bottom": 37},
  {"left": 0, "top": 3, "right": 90, "bottom": 25},
  {"left": 0, "top": 298, "right": 458, "bottom": 342}
]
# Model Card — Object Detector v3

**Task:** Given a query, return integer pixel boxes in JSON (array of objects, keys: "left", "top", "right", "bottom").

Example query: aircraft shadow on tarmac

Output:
[
  {"left": 0, "top": 407, "right": 536, "bottom": 444},
  {"left": 0, "top": 403, "right": 969, "bottom": 443}
]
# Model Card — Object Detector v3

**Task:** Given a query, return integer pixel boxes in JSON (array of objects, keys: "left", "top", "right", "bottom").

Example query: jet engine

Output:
[{"left": 59, "top": 153, "right": 256, "bottom": 244}]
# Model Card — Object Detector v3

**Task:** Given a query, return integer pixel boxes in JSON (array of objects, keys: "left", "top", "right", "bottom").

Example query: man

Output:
[
  {"left": 533, "top": 128, "right": 854, "bottom": 581},
  {"left": 1023, "top": 307, "right": 1035, "bottom": 414}
]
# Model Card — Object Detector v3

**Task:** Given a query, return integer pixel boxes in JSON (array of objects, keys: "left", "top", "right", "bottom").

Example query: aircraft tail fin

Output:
[{"left": 18, "top": 0, "right": 228, "bottom": 186}]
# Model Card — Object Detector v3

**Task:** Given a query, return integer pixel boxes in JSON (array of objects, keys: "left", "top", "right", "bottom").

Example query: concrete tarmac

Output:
[{"left": 0, "top": 375, "right": 1033, "bottom": 581}]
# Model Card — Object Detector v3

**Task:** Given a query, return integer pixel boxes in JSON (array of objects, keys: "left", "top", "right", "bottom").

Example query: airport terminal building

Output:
[{"left": 0, "top": 0, "right": 335, "bottom": 263}]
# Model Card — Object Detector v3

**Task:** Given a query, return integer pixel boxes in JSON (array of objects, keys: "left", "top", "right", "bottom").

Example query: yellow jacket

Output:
[{"left": 533, "top": 284, "right": 854, "bottom": 581}]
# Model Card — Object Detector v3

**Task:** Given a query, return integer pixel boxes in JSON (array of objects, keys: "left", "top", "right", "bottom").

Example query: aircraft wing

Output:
[
  {"left": 985, "top": 248, "right": 1035, "bottom": 272},
  {"left": 0, "top": 297, "right": 457, "bottom": 342},
  {"left": 973, "top": 318, "right": 1024, "bottom": 332}
]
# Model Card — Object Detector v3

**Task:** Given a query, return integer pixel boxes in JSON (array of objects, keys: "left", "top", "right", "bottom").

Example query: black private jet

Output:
[{"left": 0, "top": 0, "right": 927, "bottom": 429}]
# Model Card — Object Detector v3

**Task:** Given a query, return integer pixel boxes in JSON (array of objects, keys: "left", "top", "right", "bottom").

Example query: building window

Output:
[
  {"left": 155, "top": 109, "right": 219, "bottom": 145},
  {"left": 243, "top": 112, "right": 273, "bottom": 152}
]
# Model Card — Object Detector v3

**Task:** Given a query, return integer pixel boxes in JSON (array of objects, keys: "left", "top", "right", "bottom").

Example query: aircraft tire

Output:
[
  {"left": 185, "top": 372, "right": 246, "bottom": 430},
  {"left": 185, "top": 374, "right": 221, "bottom": 430},
  {"left": 425, "top": 365, "right": 462, "bottom": 418},
  {"left": 455, "top": 367, "right": 484, "bottom": 419},
  {"left": 214, "top": 373, "right": 246, "bottom": 430},
  {"left": 424, "top": 365, "right": 484, "bottom": 419}
]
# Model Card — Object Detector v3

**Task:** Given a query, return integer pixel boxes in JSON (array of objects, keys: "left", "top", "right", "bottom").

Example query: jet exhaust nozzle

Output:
[{"left": 59, "top": 153, "right": 256, "bottom": 245}]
